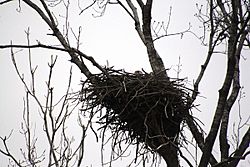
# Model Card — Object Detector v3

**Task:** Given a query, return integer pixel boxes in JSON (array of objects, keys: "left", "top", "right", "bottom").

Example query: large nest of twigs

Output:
[{"left": 81, "top": 69, "right": 191, "bottom": 151}]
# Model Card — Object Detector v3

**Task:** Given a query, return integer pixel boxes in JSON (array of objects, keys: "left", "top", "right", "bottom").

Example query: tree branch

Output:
[
  {"left": 229, "top": 127, "right": 250, "bottom": 167},
  {"left": 22, "top": 0, "right": 98, "bottom": 79},
  {"left": 117, "top": 0, "right": 134, "bottom": 21},
  {"left": 216, "top": 0, "right": 230, "bottom": 25},
  {"left": 0, "top": 42, "right": 109, "bottom": 78},
  {"left": 142, "top": 0, "right": 168, "bottom": 77},
  {"left": 125, "top": 0, "right": 145, "bottom": 43},
  {"left": 199, "top": 1, "right": 240, "bottom": 166},
  {"left": 186, "top": 116, "right": 218, "bottom": 165},
  {"left": 0, "top": 133, "right": 23, "bottom": 167},
  {"left": 136, "top": 0, "right": 144, "bottom": 9},
  {"left": 0, "top": 0, "right": 13, "bottom": 5},
  {"left": 219, "top": 23, "right": 248, "bottom": 161}
]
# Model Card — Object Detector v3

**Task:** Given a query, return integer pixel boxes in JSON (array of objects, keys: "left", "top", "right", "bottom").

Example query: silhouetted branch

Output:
[{"left": 0, "top": 131, "right": 23, "bottom": 167}]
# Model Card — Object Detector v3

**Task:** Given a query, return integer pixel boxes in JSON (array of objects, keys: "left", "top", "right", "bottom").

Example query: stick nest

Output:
[{"left": 80, "top": 69, "right": 191, "bottom": 151}]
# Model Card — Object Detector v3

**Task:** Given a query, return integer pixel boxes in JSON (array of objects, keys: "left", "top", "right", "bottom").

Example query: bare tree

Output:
[
  {"left": 0, "top": 28, "right": 87, "bottom": 166},
  {"left": 0, "top": 0, "right": 249, "bottom": 167}
]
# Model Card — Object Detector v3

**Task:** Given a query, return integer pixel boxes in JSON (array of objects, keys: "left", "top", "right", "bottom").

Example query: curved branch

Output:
[
  {"left": 21, "top": 0, "right": 106, "bottom": 79},
  {"left": 0, "top": 133, "right": 23, "bottom": 167},
  {"left": 0, "top": 43, "right": 108, "bottom": 77}
]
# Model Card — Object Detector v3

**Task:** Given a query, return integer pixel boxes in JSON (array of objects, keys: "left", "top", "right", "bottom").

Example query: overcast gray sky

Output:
[{"left": 0, "top": 0, "right": 249, "bottom": 166}]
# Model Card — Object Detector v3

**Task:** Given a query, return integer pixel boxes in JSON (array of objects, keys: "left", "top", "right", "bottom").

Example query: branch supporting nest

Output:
[{"left": 80, "top": 69, "right": 191, "bottom": 157}]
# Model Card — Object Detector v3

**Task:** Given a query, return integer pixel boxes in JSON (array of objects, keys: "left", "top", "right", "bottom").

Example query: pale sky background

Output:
[{"left": 0, "top": 0, "right": 249, "bottom": 166}]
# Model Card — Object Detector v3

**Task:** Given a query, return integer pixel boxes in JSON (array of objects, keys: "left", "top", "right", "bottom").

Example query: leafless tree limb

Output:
[
  {"left": 21, "top": 0, "right": 96, "bottom": 78},
  {"left": 79, "top": 0, "right": 96, "bottom": 15},
  {"left": 0, "top": 1, "right": 249, "bottom": 166},
  {"left": 0, "top": 0, "right": 13, "bottom": 5},
  {"left": 0, "top": 43, "right": 108, "bottom": 77},
  {"left": 0, "top": 131, "right": 23, "bottom": 167},
  {"left": 229, "top": 127, "right": 250, "bottom": 167},
  {"left": 1, "top": 40, "right": 87, "bottom": 166},
  {"left": 125, "top": 0, "right": 145, "bottom": 43},
  {"left": 199, "top": 1, "right": 250, "bottom": 166}
]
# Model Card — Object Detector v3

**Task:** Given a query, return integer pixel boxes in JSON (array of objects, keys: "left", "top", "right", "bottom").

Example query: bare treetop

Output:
[{"left": 0, "top": 0, "right": 249, "bottom": 167}]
